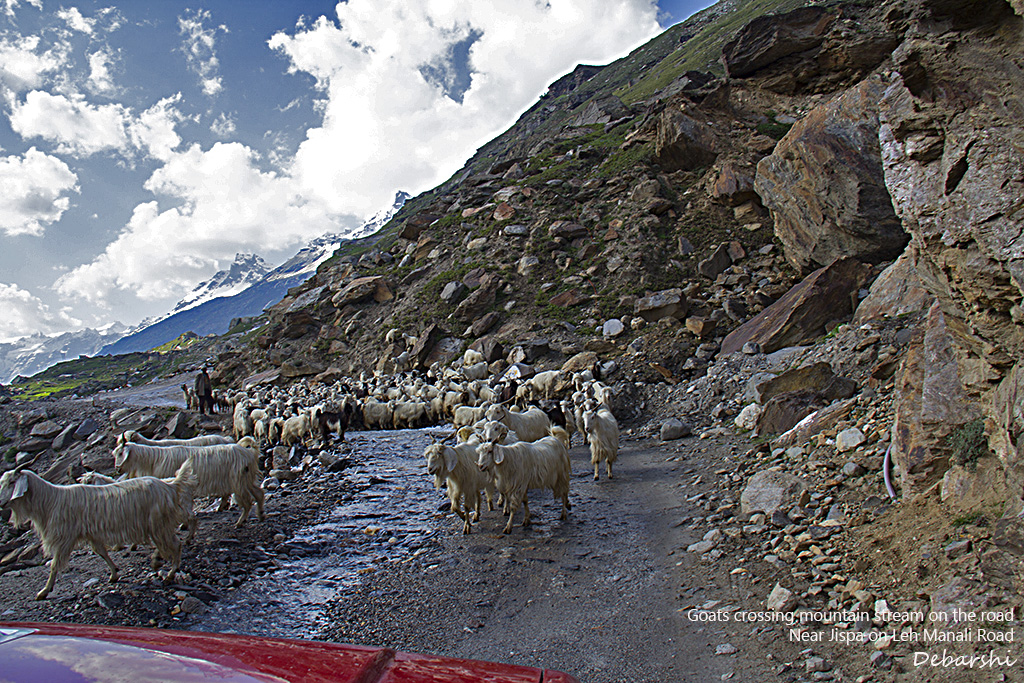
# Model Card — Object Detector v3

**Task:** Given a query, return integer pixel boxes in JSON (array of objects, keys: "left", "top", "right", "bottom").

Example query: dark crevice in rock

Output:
[{"left": 944, "top": 150, "right": 970, "bottom": 195}]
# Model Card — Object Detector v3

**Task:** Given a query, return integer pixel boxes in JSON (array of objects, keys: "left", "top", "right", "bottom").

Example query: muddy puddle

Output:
[{"left": 192, "top": 428, "right": 447, "bottom": 638}]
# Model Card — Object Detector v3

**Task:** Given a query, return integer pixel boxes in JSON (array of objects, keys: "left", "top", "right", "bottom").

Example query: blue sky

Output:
[{"left": 0, "top": 0, "right": 714, "bottom": 342}]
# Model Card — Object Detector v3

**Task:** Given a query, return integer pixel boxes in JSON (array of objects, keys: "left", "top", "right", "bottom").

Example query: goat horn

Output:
[{"left": 13, "top": 454, "right": 39, "bottom": 473}]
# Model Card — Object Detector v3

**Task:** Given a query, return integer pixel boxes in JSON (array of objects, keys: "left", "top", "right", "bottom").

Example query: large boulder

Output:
[
  {"left": 720, "top": 257, "right": 869, "bottom": 355},
  {"left": 755, "top": 391, "right": 830, "bottom": 436},
  {"left": 409, "top": 323, "right": 444, "bottom": 369},
  {"left": 654, "top": 109, "right": 718, "bottom": 172},
  {"left": 853, "top": 249, "right": 935, "bottom": 325},
  {"left": 454, "top": 275, "right": 501, "bottom": 321},
  {"left": 331, "top": 276, "right": 393, "bottom": 306},
  {"left": 755, "top": 76, "right": 908, "bottom": 273},
  {"left": 635, "top": 288, "right": 688, "bottom": 322},
  {"left": 572, "top": 95, "right": 631, "bottom": 126},
  {"left": 723, "top": 7, "right": 834, "bottom": 79},
  {"left": 754, "top": 362, "right": 856, "bottom": 405},
  {"left": 399, "top": 211, "right": 440, "bottom": 241},
  {"left": 711, "top": 160, "right": 758, "bottom": 206},
  {"left": 740, "top": 470, "right": 809, "bottom": 516}
]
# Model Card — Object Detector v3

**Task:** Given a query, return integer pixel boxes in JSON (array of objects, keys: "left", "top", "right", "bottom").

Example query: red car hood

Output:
[{"left": 0, "top": 622, "right": 579, "bottom": 682}]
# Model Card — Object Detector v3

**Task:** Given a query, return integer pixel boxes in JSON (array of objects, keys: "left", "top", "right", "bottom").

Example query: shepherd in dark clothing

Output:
[{"left": 195, "top": 368, "right": 213, "bottom": 415}]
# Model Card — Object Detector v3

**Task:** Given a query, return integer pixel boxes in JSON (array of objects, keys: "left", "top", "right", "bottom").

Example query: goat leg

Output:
[{"left": 89, "top": 540, "right": 120, "bottom": 583}]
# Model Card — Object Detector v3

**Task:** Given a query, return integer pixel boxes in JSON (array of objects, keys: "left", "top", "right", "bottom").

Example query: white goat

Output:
[
  {"left": 280, "top": 414, "right": 311, "bottom": 447},
  {"left": 113, "top": 437, "right": 264, "bottom": 527},
  {"left": 462, "top": 361, "right": 490, "bottom": 381},
  {"left": 392, "top": 400, "right": 427, "bottom": 429},
  {"left": 0, "top": 463, "right": 196, "bottom": 600},
  {"left": 583, "top": 404, "right": 619, "bottom": 480},
  {"left": 485, "top": 404, "right": 552, "bottom": 443},
  {"left": 118, "top": 430, "right": 233, "bottom": 448},
  {"left": 453, "top": 404, "right": 489, "bottom": 428},
  {"left": 233, "top": 402, "right": 254, "bottom": 441},
  {"left": 424, "top": 442, "right": 496, "bottom": 534},
  {"left": 475, "top": 436, "right": 571, "bottom": 534},
  {"left": 527, "top": 370, "right": 562, "bottom": 400},
  {"left": 462, "top": 348, "right": 485, "bottom": 366},
  {"left": 77, "top": 471, "right": 197, "bottom": 541}
]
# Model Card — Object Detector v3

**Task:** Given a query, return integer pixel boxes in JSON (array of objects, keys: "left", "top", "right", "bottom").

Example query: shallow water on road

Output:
[{"left": 192, "top": 428, "right": 447, "bottom": 639}]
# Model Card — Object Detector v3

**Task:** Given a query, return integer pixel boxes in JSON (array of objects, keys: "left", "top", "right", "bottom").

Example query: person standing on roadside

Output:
[{"left": 195, "top": 367, "right": 213, "bottom": 415}]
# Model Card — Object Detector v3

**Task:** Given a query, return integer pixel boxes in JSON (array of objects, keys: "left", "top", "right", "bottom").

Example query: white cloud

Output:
[
  {"left": 57, "top": 7, "right": 96, "bottom": 35},
  {"left": 128, "top": 94, "right": 183, "bottom": 161},
  {"left": 87, "top": 49, "right": 116, "bottom": 94},
  {"left": 210, "top": 111, "right": 236, "bottom": 138},
  {"left": 269, "top": 0, "right": 662, "bottom": 219},
  {"left": 0, "top": 147, "right": 79, "bottom": 236},
  {"left": 9, "top": 90, "right": 129, "bottom": 156},
  {"left": 178, "top": 9, "right": 227, "bottom": 96},
  {"left": 0, "top": 35, "right": 67, "bottom": 94},
  {"left": 10, "top": 90, "right": 184, "bottom": 160},
  {"left": 55, "top": 141, "right": 339, "bottom": 303},
  {"left": 0, "top": 282, "right": 80, "bottom": 343}
]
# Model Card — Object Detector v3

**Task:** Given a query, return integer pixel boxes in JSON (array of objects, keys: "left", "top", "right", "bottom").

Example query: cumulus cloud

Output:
[
  {"left": 57, "top": 6, "right": 96, "bottom": 35},
  {"left": 269, "top": 0, "right": 661, "bottom": 218},
  {"left": 128, "top": 94, "right": 184, "bottom": 161},
  {"left": 9, "top": 90, "right": 129, "bottom": 156},
  {"left": 0, "top": 282, "right": 80, "bottom": 343},
  {"left": 10, "top": 90, "right": 183, "bottom": 160},
  {"left": 178, "top": 9, "right": 227, "bottom": 96},
  {"left": 0, "top": 35, "right": 67, "bottom": 94},
  {"left": 0, "top": 147, "right": 79, "bottom": 236},
  {"left": 55, "top": 141, "right": 339, "bottom": 302}
]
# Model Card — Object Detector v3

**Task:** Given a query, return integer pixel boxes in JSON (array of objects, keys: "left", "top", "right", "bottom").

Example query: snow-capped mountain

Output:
[
  {"left": 0, "top": 324, "right": 128, "bottom": 384},
  {"left": 346, "top": 190, "right": 411, "bottom": 240},
  {"left": 171, "top": 253, "right": 270, "bottom": 315},
  {"left": 101, "top": 192, "right": 408, "bottom": 356}
]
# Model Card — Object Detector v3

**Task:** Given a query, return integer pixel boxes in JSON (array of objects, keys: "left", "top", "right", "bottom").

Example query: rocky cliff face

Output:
[{"left": 875, "top": 0, "right": 1024, "bottom": 520}]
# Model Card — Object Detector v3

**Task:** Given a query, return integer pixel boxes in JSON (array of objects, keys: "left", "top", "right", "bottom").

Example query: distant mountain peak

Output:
[
  {"left": 169, "top": 252, "right": 271, "bottom": 316},
  {"left": 347, "top": 190, "right": 411, "bottom": 240}
]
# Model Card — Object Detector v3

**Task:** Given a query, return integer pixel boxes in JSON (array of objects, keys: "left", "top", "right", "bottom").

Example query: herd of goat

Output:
[{"left": 0, "top": 348, "right": 619, "bottom": 600}]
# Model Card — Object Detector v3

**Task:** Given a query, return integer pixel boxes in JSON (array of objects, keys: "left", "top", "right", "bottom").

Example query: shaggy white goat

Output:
[
  {"left": 424, "top": 442, "right": 496, "bottom": 534},
  {"left": 583, "top": 404, "right": 619, "bottom": 480},
  {"left": 527, "top": 370, "right": 562, "bottom": 400},
  {"left": 453, "top": 404, "right": 489, "bottom": 428},
  {"left": 233, "top": 402, "right": 255, "bottom": 441},
  {"left": 113, "top": 437, "right": 264, "bottom": 527},
  {"left": 0, "top": 463, "right": 196, "bottom": 600},
  {"left": 462, "top": 361, "right": 490, "bottom": 381},
  {"left": 280, "top": 414, "right": 311, "bottom": 447},
  {"left": 118, "top": 430, "right": 233, "bottom": 448},
  {"left": 475, "top": 436, "right": 571, "bottom": 534},
  {"left": 484, "top": 404, "right": 552, "bottom": 443},
  {"left": 392, "top": 400, "right": 428, "bottom": 429},
  {"left": 462, "top": 348, "right": 485, "bottom": 367},
  {"left": 361, "top": 399, "right": 394, "bottom": 430}
]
